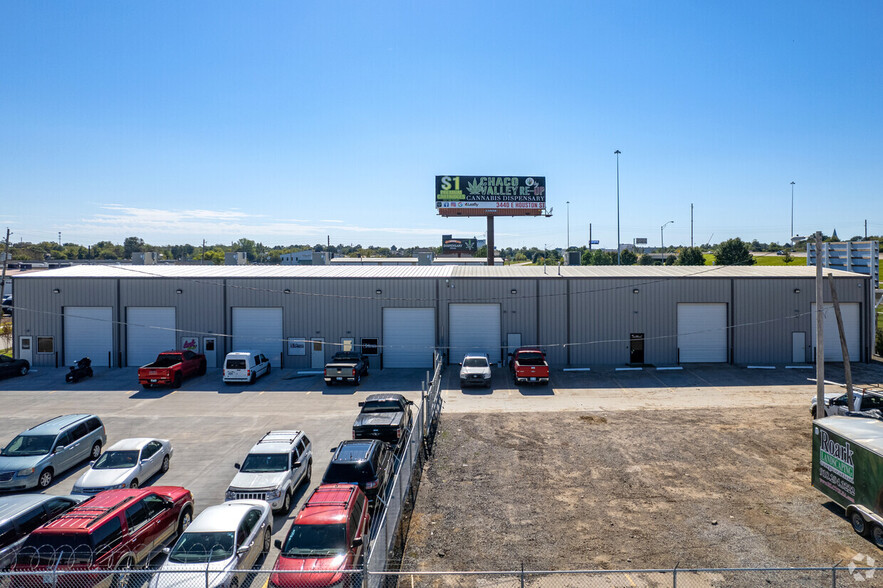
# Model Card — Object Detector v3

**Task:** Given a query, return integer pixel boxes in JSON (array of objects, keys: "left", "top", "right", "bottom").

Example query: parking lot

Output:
[{"left": 0, "top": 366, "right": 427, "bottom": 570}]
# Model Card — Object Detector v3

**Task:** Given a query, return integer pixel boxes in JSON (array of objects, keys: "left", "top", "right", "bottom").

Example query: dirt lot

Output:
[{"left": 402, "top": 406, "right": 878, "bottom": 573}]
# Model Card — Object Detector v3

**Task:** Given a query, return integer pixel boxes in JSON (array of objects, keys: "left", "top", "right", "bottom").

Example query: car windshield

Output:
[
  {"left": 281, "top": 524, "right": 347, "bottom": 556},
  {"left": 240, "top": 453, "right": 288, "bottom": 473},
  {"left": 92, "top": 450, "right": 139, "bottom": 470},
  {"left": 463, "top": 358, "right": 488, "bottom": 368},
  {"left": 19, "top": 534, "right": 93, "bottom": 565},
  {"left": 323, "top": 462, "right": 375, "bottom": 484},
  {"left": 361, "top": 400, "right": 402, "bottom": 413},
  {"left": 168, "top": 532, "right": 235, "bottom": 563},
  {"left": 1, "top": 435, "right": 56, "bottom": 457}
]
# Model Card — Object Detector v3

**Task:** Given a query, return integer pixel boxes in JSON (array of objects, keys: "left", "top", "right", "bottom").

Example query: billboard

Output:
[
  {"left": 436, "top": 175, "right": 546, "bottom": 217},
  {"left": 442, "top": 235, "right": 478, "bottom": 254}
]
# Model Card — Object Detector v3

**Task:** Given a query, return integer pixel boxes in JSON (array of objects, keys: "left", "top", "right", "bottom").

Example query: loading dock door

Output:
[
  {"left": 64, "top": 307, "right": 113, "bottom": 367},
  {"left": 126, "top": 307, "right": 176, "bottom": 366},
  {"left": 382, "top": 308, "right": 435, "bottom": 368},
  {"left": 811, "top": 303, "right": 860, "bottom": 362},
  {"left": 449, "top": 303, "right": 502, "bottom": 364},
  {"left": 677, "top": 303, "right": 727, "bottom": 363},
  {"left": 232, "top": 307, "right": 283, "bottom": 367}
]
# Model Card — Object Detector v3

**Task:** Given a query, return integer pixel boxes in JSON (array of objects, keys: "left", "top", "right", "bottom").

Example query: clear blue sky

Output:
[{"left": 1, "top": 1, "right": 881, "bottom": 249}]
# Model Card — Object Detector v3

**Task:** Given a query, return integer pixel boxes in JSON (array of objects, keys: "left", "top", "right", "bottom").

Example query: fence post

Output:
[
  {"left": 520, "top": 562, "right": 525, "bottom": 588},
  {"left": 363, "top": 549, "right": 369, "bottom": 588},
  {"left": 832, "top": 559, "right": 841, "bottom": 588},
  {"left": 673, "top": 562, "right": 679, "bottom": 588}
]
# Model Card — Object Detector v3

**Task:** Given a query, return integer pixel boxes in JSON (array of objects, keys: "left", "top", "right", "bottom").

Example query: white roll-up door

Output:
[
  {"left": 677, "top": 303, "right": 728, "bottom": 363},
  {"left": 64, "top": 307, "right": 113, "bottom": 367},
  {"left": 232, "top": 308, "right": 283, "bottom": 367},
  {"left": 126, "top": 307, "right": 176, "bottom": 366},
  {"left": 382, "top": 308, "right": 435, "bottom": 368},
  {"left": 449, "top": 303, "right": 502, "bottom": 364},
  {"left": 811, "top": 303, "right": 860, "bottom": 362}
]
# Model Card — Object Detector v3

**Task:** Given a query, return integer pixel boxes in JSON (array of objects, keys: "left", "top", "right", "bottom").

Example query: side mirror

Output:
[
  {"left": 406, "top": 400, "right": 414, "bottom": 405},
  {"left": 358, "top": 402, "right": 365, "bottom": 407},
  {"left": 352, "top": 537, "right": 363, "bottom": 548},
  {"left": 274, "top": 539, "right": 283, "bottom": 550},
  {"left": 234, "top": 463, "right": 241, "bottom": 470},
  {"left": 236, "top": 545, "right": 249, "bottom": 555},
  {"left": 293, "top": 462, "right": 302, "bottom": 468},
  {"left": 54, "top": 445, "right": 64, "bottom": 453},
  {"left": 89, "top": 460, "right": 96, "bottom": 466}
]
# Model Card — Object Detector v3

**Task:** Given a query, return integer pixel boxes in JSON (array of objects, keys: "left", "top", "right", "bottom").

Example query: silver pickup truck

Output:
[{"left": 324, "top": 352, "right": 369, "bottom": 385}]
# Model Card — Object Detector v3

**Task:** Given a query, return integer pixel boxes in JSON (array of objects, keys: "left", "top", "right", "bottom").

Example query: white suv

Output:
[
  {"left": 225, "top": 431, "right": 312, "bottom": 514},
  {"left": 459, "top": 352, "right": 492, "bottom": 388}
]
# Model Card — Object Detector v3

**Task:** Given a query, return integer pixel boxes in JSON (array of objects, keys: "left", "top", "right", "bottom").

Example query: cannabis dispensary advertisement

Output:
[
  {"left": 435, "top": 176, "right": 546, "bottom": 216},
  {"left": 813, "top": 423, "right": 883, "bottom": 515}
]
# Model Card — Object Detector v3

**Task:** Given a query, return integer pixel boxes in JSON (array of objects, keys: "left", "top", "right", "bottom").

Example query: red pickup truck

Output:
[
  {"left": 138, "top": 350, "right": 206, "bottom": 388},
  {"left": 509, "top": 348, "right": 550, "bottom": 384}
]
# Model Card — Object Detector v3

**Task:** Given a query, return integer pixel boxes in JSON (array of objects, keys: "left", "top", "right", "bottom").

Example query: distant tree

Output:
[
  {"left": 676, "top": 247, "right": 705, "bottom": 266},
  {"left": 619, "top": 249, "right": 638, "bottom": 265},
  {"left": 587, "top": 250, "right": 615, "bottom": 265},
  {"left": 714, "top": 238, "right": 755, "bottom": 265},
  {"left": 664, "top": 254, "right": 676, "bottom": 265},
  {"left": 514, "top": 251, "right": 528, "bottom": 262},
  {"left": 234, "top": 238, "right": 257, "bottom": 260},
  {"left": 475, "top": 245, "right": 488, "bottom": 258},
  {"left": 782, "top": 250, "right": 794, "bottom": 263},
  {"left": 123, "top": 237, "right": 145, "bottom": 258},
  {"left": 638, "top": 253, "right": 655, "bottom": 265}
]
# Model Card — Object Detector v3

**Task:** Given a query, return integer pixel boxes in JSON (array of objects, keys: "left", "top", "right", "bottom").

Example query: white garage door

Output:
[
  {"left": 677, "top": 303, "right": 728, "bottom": 363},
  {"left": 382, "top": 308, "right": 435, "bottom": 368},
  {"left": 811, "top": 303, "right": 860, "bottom": 362},
  {"left": 449, "top": 303, "right": 502, "bottom": 364},
  {"left": 64, "top": 307, "right": 113, "bottom": 367},
  {"left": 233, "top": 307, "right": 283, "bottom": 367},
  {"left": 126, "top": 307, "right": 176, "bottom": 367}
]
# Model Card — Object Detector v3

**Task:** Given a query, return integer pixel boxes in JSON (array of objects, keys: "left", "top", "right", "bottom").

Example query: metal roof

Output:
[
  {"left": 186, "top": 501, "right": 263, "bottom": 533},
  {"left": 104, "top": 438, "right": 164, "bottom": 451},
  {"left": 13, "top": 264, "right": 867, "bottom": 280}
]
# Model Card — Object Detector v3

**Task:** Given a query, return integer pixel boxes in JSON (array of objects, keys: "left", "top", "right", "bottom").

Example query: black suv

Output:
[{"left": 321, "top": 440, "right": 393, "bottom": 509}]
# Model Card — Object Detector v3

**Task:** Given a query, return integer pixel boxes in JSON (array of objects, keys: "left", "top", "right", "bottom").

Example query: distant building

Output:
[
  {"left": 225, "top": 252, "right": 248, "bottom": 265},
  {"left": 280, "top": 251, "right": 331, "bottom": 265},
  {"left": 131, "top": 252, "right": 157, "bottom": 265},
  {"left": 807, "top": 240, "right": 879, "bottom": 287}
]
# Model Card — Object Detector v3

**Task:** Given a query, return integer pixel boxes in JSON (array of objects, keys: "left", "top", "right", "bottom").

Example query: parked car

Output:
[
  {"left": 12, "top": 487, "right": 193, "bottom": 583},
  {"left": 324, "top": 352, "right": 368, "bottom": 386},
  {"left": 0, "top": 494, "right": 88, "bottom": 570},
  {"left": 508, "top": 348, "right": 550, "bottom": 385},
  {"left": 72, "top": 438, "right": 173, "bottom": 494},
  {"left": 269, "top": 484, "right": 369, "bottom": 588},
  {"left": 459, "top": 352, "right": 492, "bottom": 388},
  {"left": 352, "top": 394, "right": 414, "bottom": 454},
  {"left": 150, "top": 500, "right": 271, "bottom": 588},
  {"left": 226, "top": 431, "right": 312, "bottom": 514},
  {"left": 223, "top": 350, "right": 271, "bottom": 384},
  {"left": 138, "top": 350, "right": 207, "bottom": 389},
  {"left": 0, "top": 355, "right": 29, "bottom": 379},
  {"left": 1, "top": 296, "right": 11, "bottom": 316},
  {"left": 0, "top": 415, "right": 106, "bottom": 490},
  {"left": 322, "top": 440, "right": 393, "bottom": 510},
  {"left": 811, "top": 391, "right": 883, "bottom": 418}
]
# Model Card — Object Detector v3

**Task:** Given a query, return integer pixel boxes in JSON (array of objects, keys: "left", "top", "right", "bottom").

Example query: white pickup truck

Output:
[{"left": 810, "top": 391, "right": 883, "bottom": 418}]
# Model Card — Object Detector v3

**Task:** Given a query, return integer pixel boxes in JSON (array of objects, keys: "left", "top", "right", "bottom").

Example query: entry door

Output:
[
  {"left": 18, "top": 336, "right": 33, "bottom": 364},
  {"left": 792, "top": 332, "right": 806, "bottom": 363},
  {"left": 630, "top": 333, "right": 645, "bottom": 364},
  {"left": 311, "top": 339, "right": 325, "bottom": 369},
  {"left": 204, "top": 337, "right": 217, "bottom": 368},
  {"left": 507, "top": 333, "right": 522, "bottom": 358}
]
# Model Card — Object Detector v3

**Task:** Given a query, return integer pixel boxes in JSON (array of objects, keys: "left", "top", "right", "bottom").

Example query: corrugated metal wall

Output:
[{"left": 12, "top": 273, "right": 873, "bottom": 368}]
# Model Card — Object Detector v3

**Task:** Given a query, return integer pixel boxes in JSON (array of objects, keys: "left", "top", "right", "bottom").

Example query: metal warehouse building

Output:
[{"left": 11, "top": 265, "right": 875, "bottom": 370}]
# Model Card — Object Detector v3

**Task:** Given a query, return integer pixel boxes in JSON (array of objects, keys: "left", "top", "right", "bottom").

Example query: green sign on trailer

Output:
[{"left": 812, "top": 416, "right": 883, "bottom": 547}]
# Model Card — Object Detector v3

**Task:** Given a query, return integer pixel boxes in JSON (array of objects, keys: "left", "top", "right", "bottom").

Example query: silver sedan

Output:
[{"left": 71, "top": 437, "right": 172, "bottom": 493}]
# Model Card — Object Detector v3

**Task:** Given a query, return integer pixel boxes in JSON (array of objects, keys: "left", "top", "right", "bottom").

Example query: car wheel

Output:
[
  {"left": 325, "top": 380, "right": 333, "bottom": 386},
  {"left": 129, "top": 479, "right": 139, "bottom": 489},
  {"left": 266, "top": 364, "right": 271, "bottom": 375},
  {"left": 873, "top": 525, "right": 883, "bottom": 549},
  {"left": 851, "top": 511, "right": 869, "bottom": 536},
  {"left": 261, "top": 527, "right": 272, "bottom": 555},
  {"left": 355, "top": 374, "right": 361, "bottom": 385},
  {"left": 198, "top": 361, "right": 206, "bottom": 376},
  {"left": 173, "top": 373, "right": 183, "bottom": 388},
  {"left": 177, "top": 507, "right": 193, "bottom": 537},
  {"left": 459, "top": 380, "right": 467, "bottom": 388},
  {"left": 250, "top": 373, "right": 256, "bottom": 384},
  {"left": 161, "top": 455, "right": 170, "bottom": 473},
  {"left": 810, "top": 407, "right": 817, "bottom": 419},
  {"left": 280, "top": 489, "right": 292, "bottom": 514},
  {"left": 91, "top": 441, "right": 102, "bottom": 460},
  {"left": 38, "top": 468, "right": 53, "bottom": 489},
  {"left": 86, "top": 367, "right": 93, "bottom": 377},
  {"left": 112, "top": 555, "right": 135, "bottom": 588},
  {"left": 305, "top": 460, "right": 312, "bottom": 484},
  {"left": 18, "top": 364, "right": 29, "bottom": 377}
]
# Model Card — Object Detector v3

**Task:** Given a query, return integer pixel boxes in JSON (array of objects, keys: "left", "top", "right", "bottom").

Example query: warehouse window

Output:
[
  {"left": 361, "top": 338, "right": 378, "bottom": 355},
  {"left": 37, "top": 337, "right": 54, "bottom": 353}
]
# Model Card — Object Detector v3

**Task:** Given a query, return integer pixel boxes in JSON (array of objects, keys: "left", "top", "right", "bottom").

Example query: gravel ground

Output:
[{"left": 401, "top": 407, "right": 879, "bottom": 576}]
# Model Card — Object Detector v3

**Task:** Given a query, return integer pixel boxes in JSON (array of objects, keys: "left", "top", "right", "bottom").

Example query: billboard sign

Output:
[
  {"left": 436, "top": 176, "right": 546, "bottom": 217},
  {"left": 442, "top": 235, "right": 478, "bottom": 254},
  {"left": 635, "top": 238, "right": 648, "bottom": 245}
]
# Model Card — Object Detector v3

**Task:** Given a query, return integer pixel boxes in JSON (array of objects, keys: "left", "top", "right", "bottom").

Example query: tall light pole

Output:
[
  {"left": 566, "top": 200, "right": 570, "bottom": 250},
  {"left": 790, "top": 181, "right": 796, "bottom": 239},
  {"left": 661, "top": 220, "right": 674, "bottom": 259},
  {"left": 614, "top": 150, "right": 621, "bottom": 264}
]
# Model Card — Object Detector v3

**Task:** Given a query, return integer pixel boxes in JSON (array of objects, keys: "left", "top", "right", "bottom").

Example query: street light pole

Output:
[
  {"left": 614, "top": 150, "right": 621, "bottom": 265},
  {"left": 790, "top": 181, "right": 796, "bottom": 239},
  {"left": 566, "top": 200, "right": 570, "bottom": 250},
  {"left": 661, "top": 220, "right": 674, "bottom": 261}
]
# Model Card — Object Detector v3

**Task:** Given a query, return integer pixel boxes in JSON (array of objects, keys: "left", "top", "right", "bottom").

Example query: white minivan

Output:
[{"left": 223, "top": 350, "right": 271, "bottom": 384}]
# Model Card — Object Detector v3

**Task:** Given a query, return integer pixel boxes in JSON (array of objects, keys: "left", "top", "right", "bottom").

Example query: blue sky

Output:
[{"left": 1, "top": 1, "right": 881, "bottom": 249}]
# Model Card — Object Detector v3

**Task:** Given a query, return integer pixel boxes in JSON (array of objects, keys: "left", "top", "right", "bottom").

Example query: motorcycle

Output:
[{"left": 65, "top": 357, "right": 93, "bottom": 383}]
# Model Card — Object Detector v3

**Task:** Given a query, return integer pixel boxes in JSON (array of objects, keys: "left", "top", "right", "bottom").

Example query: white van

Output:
[{"left": 223, "top": 350, "right": 271, "bottom": 384}]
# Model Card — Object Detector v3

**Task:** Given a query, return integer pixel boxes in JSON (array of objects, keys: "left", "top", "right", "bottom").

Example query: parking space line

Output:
[
  {"left": 625, "top": 572, "right": 636, "bottom": 586},
  {"left": 259, "top": 579, "right": 268, "bottom": 588}
]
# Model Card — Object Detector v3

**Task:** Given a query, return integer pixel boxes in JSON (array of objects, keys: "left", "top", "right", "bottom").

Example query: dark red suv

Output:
[
  {"left": 269, "top": 484, "right": 369, "bottom": 588},
  {"left": 12, "top": 487, "right": 193, "bottom": 585}
]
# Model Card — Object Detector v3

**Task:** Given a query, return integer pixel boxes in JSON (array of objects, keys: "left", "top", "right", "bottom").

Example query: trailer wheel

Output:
[
  {"left": 872, "top": 524, "right": 883, "bottom": 548},
  {"left": 851, "top": 511, "right": 869, "bottom": 536}
]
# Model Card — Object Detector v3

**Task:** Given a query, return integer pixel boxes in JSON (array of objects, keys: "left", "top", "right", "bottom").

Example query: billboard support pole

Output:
[{"left": 486, "top": 216, "right": 494, "bottom": 266}]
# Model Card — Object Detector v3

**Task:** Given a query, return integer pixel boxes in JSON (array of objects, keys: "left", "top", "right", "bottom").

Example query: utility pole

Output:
[
  {"left": 814, "top": 231, "right": 825, "bottom": 419},
  {"left": 0, "top": 228, "right": 11, "bottom": 305},
  {"left": 790, "top": 181, "right": 796, "bottom": 239},
  {"left": 865, "top": 219, "right": 868, "bottom": 239},
  {"left": 566, "top": 201, "right": 570, "bottom": 250},
  {"left": 828, "top": 273, "right": 853, "bottom": 408},
  {"left": 202, "top": 239, "right": 206, "bottom": 264},
  {"left": 690, "top": 203, "right": 694, "bottom": 248},
  {"left": 588, "top": 223, "right": 592, "bottom": 251},
  {"left": 615, "top": 150, "right": 621, "bottom": 265}
]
